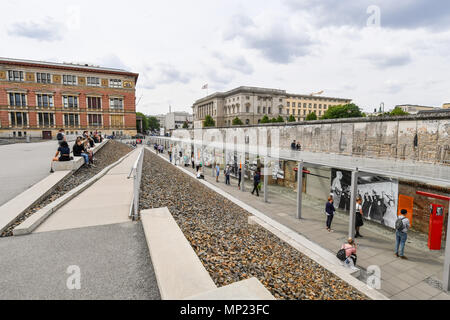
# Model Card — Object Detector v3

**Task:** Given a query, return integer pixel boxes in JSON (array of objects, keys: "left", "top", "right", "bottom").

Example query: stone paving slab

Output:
[{"left": 0, "top": 222, "right": 160, "bottom": 300}]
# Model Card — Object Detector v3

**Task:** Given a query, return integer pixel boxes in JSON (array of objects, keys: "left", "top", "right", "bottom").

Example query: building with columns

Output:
[
  {"left": 192, "top": 86, "right": 352, "bottom": 127},
  {"left": 0, "top": 58, "right": 139, "bottom": 139}
]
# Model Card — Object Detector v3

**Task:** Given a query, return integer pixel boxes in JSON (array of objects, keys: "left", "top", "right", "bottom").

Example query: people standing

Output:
[
  {"left": 168, "top": 150, "right": 172, "bottom": 163},
  {"left": 355, "top": 197, "right": 364, "bottom": 238},
  {"left": 296, "top": 142, "right": 301, "bottom": 151},
  {"left": 215, "top": 164, "right": 220, "bottom": 182},
  {"left": 395, "top": 209, "right": 410, "bottom": 259},
  {"left": 225, "top": 165, "right": 231, "bottom": 185},
  {"left": 325, "top": 196, "right": 336, "bottom": 232},
  {"left": 191, "top": 153, "right": 195, "bottom": 169},
  {"left": 251, "top": 170, "right": 261, "bottom": 196},
  {"left": 291, "top": 140, "right": 296, "bottom": 150},
  {"left": 238, "top": 167, "right": 242, "bottom": 190}
]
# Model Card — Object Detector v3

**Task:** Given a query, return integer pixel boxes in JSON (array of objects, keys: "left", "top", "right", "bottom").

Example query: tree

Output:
[
  {"left": 203, "top": 115, "right": 215, "bottom": 127},
  {"left": 275, "top": 115, "right": 285, "bottom": 122},
  {"left": 320, "top": 103, "right": 364, "bottom": 120},
  {"left": 136, "top": 112, "right": 149, "bottom": 133},
  {"left": 232, "top": 117, "right": 243, "bottom": 125},
  {"left": 182, "top": 121, "right": 189, "bottom": 129},
  {"left": 147, "top": 116, "right": 160, "bottom": 132},
  {"left": 305, "top": 112, "right": 317, "bottom": 121},
  {"left": 260, "top": 115, "right": 270, "bottom": 123},
  {"left": 389, "top": 107, "right": 410, "bottom": 116},
  {"left": 287, "top": 115, "right": 296, "bottom": 122}
]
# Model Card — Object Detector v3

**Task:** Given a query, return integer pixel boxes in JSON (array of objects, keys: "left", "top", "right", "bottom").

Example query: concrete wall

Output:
[{"left": 182, "top": 113, "right": 450, "bottom": 165}]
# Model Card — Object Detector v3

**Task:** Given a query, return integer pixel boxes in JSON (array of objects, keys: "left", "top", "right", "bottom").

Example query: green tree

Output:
[
  {"left": 320, "top": 103, "right": 364, "bottom": 120},
  {"left": 203, "top": 115, "right": 215, "bottom": 127},
  {"left": 182, "top": 121, "right": 189, "bottom": 129},
  {"left": 287, "top": 115, "right": 296, "bottom": 122},
  {"left": 275, "top": 115, "right": 284, "bottom": 122},
  {"left": 260, "top": 115, "right": 270, "bottom": 123},
  {"left": 147, "top": 116, "right": 160, "bottom": 131},
  {"left": 389, "top": 107, "right": 410, "bottom": 116},
  {"left": 305, "top": 112, "right": 317, "bottom": 121},
  {"left": 232, "top": 117, "right": 244, "bottom": 125},
  {"left": 136, "top": 112, "right": 149, "bottom": 133}
]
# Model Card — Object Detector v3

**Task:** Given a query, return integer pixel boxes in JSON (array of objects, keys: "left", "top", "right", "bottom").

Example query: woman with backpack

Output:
[{"left": 338, "top": 238, "right": 357, "bottom": 267}]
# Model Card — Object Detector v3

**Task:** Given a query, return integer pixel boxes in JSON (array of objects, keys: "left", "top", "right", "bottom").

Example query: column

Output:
[
  {"left": 296, "top": 161, "right": 304, "bottom": 219},
  {"left": 348, "top": 169, "right": 359, "bottom": 239},
  {"left": 263, "top": 157, "right": 269, "bottom": 203},
  {"left": 444, "top": 199, "right": 450, "bottom": 292}
]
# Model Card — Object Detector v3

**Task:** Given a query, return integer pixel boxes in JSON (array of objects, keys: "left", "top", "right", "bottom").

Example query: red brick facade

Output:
[{"left": 0, "top": 59, "right": 138, "bottom": 138}]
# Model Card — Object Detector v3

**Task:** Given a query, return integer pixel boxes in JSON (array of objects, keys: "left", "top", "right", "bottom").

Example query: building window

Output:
[
  {"left": 10, "top": 112, "right": 28, "bottom": 126},
  {"left": 36, "top": 73, "right": 51, "bottom": 84},
  {"left": 87, "top": 97, "right": 102, "bottom": 110},
  {"left": 63, "top": 95, "right": 79, "bottom": 109},
  {"left": 87, "top": 77, "right": 100, "bottom": 86},
  {"left": 64, "top": 113, "right": 79, "bottom": 126},
  {"left": 246, "top": 96, "right": 250, "bottom": 100},
  {"left": 8, "top": 70, "right": 24, "bottom": 82},
  {"left": 37, "top": 94, "right": 54, "bottom": 108},
  {"left": 38, "top": 113, "right": 55, "bottom": 127},
  {"left": 88, "top": 114, "right": 102, "bottom": 126},
  {"left": 292, "top": 102, "right": 296, "bottom": 108},
  {"left": 287, "top": 102, "right": 290, "bottom": 107},
  {"left": 8, "top": 93, "right": 27, "bottom": 107},
  {"left": 109, "top": 79, "right": 122, "bottom": 88},
  {"left": 109, "top": 98, "right": 123, "bottom": 110},
  {"left": 268, "top": 107, "right": 271, "bottom": 114},
  {"left": 263, "top": 107, "right": 266, "bottom": 114},
  {"left": 303, "top": 103, "right": 306, "bottom": 108},
  {"left": 245, "top": 119, "right": 250, "bottom": 125},
  {"left": 63, "top": 75, "right": 77, "bottom": 85},
  {"left": 246, "top": 105, "right": 249, "bottom": 113},
  {"left": 111, "top": 115, "right": 124, "bottom": 127},
  {"left": 279, "top": 107, "right": 283, "bottom": 114}
]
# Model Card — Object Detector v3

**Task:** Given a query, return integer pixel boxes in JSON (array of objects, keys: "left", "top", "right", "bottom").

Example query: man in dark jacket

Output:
[{"left": 251, "top": 170, "right": 261, "bottom": 196}]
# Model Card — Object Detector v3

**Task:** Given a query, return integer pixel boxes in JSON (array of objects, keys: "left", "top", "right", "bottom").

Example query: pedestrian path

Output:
[
  {"left": 34, "top": 147, "right": 141, "bottom": 233},
  {"left": 161, "top": 152, "right": 450, "bottom": 300}
]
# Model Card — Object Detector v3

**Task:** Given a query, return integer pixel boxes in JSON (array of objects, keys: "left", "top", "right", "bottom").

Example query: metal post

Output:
[
  {"left": 263, "top": 157, "right": 269, "bottom": 203},
  {"left": 348, "top": 169, "right": 359, "bottom": 239},
  {"left": 212, "top": 147, "right": 215, "bottom": 177},
  {"left": 444, "top": 199, "right": 450, "bottom": 292},
  {"left": 296, "top": 161, "right": 304, "bottom": 219}
]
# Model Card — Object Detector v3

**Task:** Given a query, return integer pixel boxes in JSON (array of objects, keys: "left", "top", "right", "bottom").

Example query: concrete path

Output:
[
  {"left": 0, "top": 222, "right": 160, "bottom": 299},
  {"left": 34, "top": 147, "right": 140, "bottom": 233},
  {"left": 0, "top": 140, "right": 59, "bottom": 206},
  {"left": 158, "top": 151, "right": 450, "bottom": 300}
]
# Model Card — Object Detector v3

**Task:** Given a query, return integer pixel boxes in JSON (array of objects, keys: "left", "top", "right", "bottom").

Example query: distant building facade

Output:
[
  {"left": 165, "top": 111, "right": 193, "bottom": 130},
  {"left": 443, "top": 103, "right": 450, "bottom": 109},
  {"left": 192, "top": 86, "right": 351, "bottom": 127},
  {"left": 0, "top": 58, "right": 139, "bottom": 139},
  {"left": 396, "top": 104, "right": 438, "bottom": 114}
]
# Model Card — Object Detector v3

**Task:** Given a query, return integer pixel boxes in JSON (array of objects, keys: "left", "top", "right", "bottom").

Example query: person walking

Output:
[
  {"left": 191, "top": 153, "right": 195, "bottom": 169},
  {"left": 168, "top": 150, "right": 172, "bottom": 163},
  {"left": 251, "top": 170, "right": 261, "bottom": 196},
  {"left": 215, "top": 164, "right": 220, "bottom": 182},
  {"left": 355, "top": 197, "right": 364, "bottom": 238},
  {"left": 395, "top": 209, "right": 410, "bottom": 259},
  {"left": 238, "top": 167, "right": 242, "bottom": 190},
  {"left": 325, "top": 196, "right": 336, "bottom": 232},
  {"left": 225, "top": 165, "right": 231, "bottom": 185}
]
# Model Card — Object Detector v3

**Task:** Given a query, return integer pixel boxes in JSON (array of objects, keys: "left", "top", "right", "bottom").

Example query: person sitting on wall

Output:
[
  {"left": 73, "top": 137, "right": 90, "bottom": 167},
  {"left": 291, "top": 140, "right": 296, "bottom": 150},
  {"left": 53, "top": 141, "right": 72, "bottom": 162}
]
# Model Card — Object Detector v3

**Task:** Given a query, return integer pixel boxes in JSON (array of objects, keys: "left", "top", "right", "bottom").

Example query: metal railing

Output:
[{"left": 128, "top": 146, "right": 145, "bottom": 220}]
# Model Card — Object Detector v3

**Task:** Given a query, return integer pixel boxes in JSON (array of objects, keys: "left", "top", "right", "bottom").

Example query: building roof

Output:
[
  {"left": 194, "top": 86, "right": 351, "bottom": 105},
  {"left": 396, "top": 104, "right": 436, "bottom": 109},
  {"left": 0, "top": 57, "right": 139, "bottom": 82}
]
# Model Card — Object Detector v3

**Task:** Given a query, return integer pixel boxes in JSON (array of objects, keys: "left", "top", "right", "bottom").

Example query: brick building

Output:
[{"left": 0, "top": 58, "right": 139, "bottom": 139}]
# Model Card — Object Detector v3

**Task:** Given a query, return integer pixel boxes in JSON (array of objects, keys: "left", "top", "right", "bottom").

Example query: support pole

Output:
[
  {"left": 296, "top": 161, "right": 304, "bottom": 219},
  {"left": 212, "top": 148, "right": 216, "bottom": 177},
  {"left": 264, "top": 157, "right": 269, "bottom": 203},
  {"left": 348, "top": 169, "right": 359, "bottom": 239},
  {"left": 444, "top": 199, "right": 450, "bottom": 292}
]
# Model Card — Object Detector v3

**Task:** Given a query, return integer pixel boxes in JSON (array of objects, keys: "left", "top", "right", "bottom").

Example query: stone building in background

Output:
[
  {"left": 192, "top": 86, "right": 352, "bottom": 127},
  {"left": 0, "top": 58, "right": 139, "bottom": 139}
]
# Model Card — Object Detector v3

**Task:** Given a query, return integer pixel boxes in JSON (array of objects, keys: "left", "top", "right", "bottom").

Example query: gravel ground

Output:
[
  {"left": 1, "top": 140, "right": 132, "bottom": 237},
  {"left": 139, "top": 150, "right": 368, "bottom": 300}
]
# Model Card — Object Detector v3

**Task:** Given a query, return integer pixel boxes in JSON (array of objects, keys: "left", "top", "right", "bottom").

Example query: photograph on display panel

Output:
[{"left": 330, "top": 169, "right": 399, "bottom": 228}]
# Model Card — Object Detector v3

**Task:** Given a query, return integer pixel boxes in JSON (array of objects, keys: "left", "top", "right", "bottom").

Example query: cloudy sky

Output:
[{"left": 1, "top": 0, "right": 450, "bottom": 115}]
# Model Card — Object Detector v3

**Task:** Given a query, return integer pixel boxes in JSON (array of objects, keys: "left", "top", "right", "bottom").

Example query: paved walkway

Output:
[
  {"left": 0, "top": 146, "right": 160, "bottom": 299},
  {"left": 160, "top": 151, "right": 450, "bottom": 300},
  {"left": 0, "top": 140, "right": 58, "bottom": 206}
]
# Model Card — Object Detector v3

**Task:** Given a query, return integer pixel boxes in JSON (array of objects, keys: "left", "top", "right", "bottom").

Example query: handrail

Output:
[{"left": 129, "top": 147, "right": 145, "bottom": 220}]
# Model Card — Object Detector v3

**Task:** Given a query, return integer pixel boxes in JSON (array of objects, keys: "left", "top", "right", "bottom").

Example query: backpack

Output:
[
  {"left": 336, "top": 249, "right": 347, "bottom": 261},
  {"left": 395, "top": 217, "right": 405, "bottom": 232}
]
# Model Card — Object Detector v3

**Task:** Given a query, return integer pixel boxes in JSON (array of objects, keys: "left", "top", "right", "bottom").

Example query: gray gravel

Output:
[
  {"left": 1, "top": 140, "right": 132, "bottom": 237},
  {"left": 139, "top": 150, "right": 368, "bottom": 300}
]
